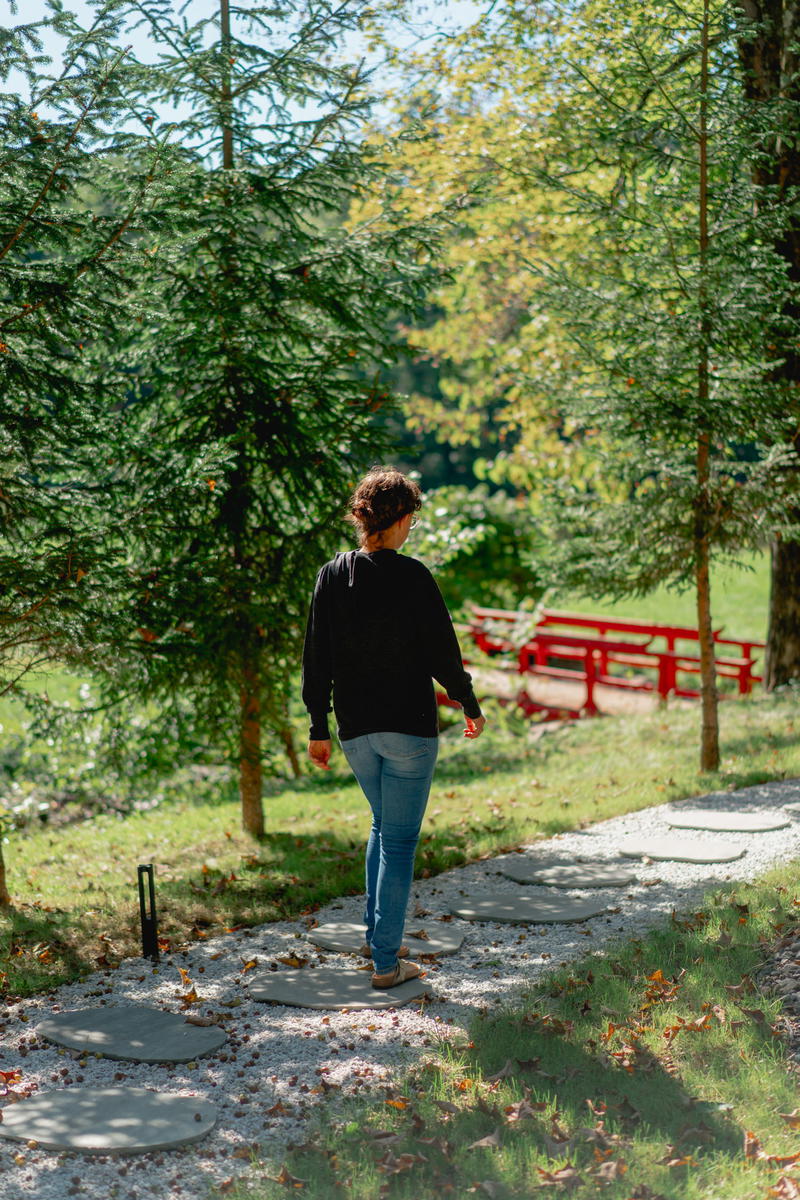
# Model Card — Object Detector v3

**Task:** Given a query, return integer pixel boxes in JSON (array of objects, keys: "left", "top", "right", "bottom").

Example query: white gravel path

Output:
[{"left": 2, "top": 777, "right": 800, "bottom": 1200}]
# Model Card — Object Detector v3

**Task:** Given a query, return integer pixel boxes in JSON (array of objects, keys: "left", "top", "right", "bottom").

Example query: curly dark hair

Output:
[{"left": 348, "top": 468, "right": 422, "bottom": 543}]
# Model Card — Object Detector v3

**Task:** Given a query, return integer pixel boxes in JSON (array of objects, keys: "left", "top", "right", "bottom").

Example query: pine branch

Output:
[
  {"left": 0, "top": 44, "right": 130, "bottom": 264},
  {"left": 0, "top": 135, "right": 171, "bottom": 333}
]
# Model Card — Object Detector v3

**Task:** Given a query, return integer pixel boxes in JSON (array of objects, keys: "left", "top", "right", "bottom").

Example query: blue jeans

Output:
[{"left": 340, "top": 732, "right": 439, "bottom": 974}]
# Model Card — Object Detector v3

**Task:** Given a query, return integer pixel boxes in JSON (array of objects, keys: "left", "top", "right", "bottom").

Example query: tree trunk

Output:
[
  {"left": 220, "top": 0, "right": 234, "bottom": 170},
  {"left": 696, "top": 0, "right": 720, "bottom": 772},
  {"left": 279, "top": 724, "right": 302, "bottom": 778},
  {"left": 695, "top": 481, "right": 720, "bottom": 771},
  {"left": 0, "top": 840, "right": 10, "bottom": 907},
  {"left": 239, "top": 662, "right": 264, "bottom": 838},
  {"left": 735, "top": 0, "right": 800, "bottom": 683},
  {"left": 764, "top": 530, "right": 800, "bottom": 689}
]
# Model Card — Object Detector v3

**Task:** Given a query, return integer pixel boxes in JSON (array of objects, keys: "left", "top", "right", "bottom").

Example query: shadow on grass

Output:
[
  {"left": 0, "top": 905, "right": 102, "bottom": 997},
  {"left": 128, "top": 824, "right": 486, "bottom": 948},
  {"left": 258, "top": 892, "right": 789, "bottom": 1200}
]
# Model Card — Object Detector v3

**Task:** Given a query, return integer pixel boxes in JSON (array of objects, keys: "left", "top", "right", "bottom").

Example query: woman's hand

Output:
[
  {"left": 308, "top": 739, "right": 332, "bottom": 769},
  {"left": 464, "top": 715, "right": 486, "bottom": 739}
]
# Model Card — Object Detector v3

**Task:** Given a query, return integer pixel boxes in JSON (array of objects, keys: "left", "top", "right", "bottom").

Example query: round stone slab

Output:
[
  {"left": 249, "top": 965, "right": 432, "bottom": 1010},
  {"left": 619, "top": 835, "right": 746, "bottom": 863},
  {"left": 0, "top": 1087, "right": 216, "bottom": 1154},
  {"left": 37, "top": 1005, "right": 227, "bottom": 1064},
  {"left": 665, "top": 808, "right": 790, "bottom": 833},
  {"left": 308, "top": 920, "right": 464, "bottom": 957},
  {"left": 498, "top": 859, "right": 637, "bottom": 888},
  {"left": 449, "top": 893, "right": 607, "bottom": 925}
]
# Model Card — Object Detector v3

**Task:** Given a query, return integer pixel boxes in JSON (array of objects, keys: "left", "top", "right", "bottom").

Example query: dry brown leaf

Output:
[
  {"left": 780, "top": 1109, "right": 800, "bottom": 1130},
  {"left": 503, "top": 1097, "right": 547, "bottom": 1122},
  {"left": 769, "top": 1176, "right": 800, "bottom": 1200},
  {"left": 589, "top": 1158, "right": 627, "bottom": 1182},
  {"left": 536, "top": 1164, "right": 582, "bottom": 1188},
  {"left": 738, "top": 1005, "right": 770, "bottom": 1029},
  {"left": 468, "top": 1128, "right": 502, "bottom": 1150},
  {"left": 274, "top": 1163, "right": 306, "bottom": 1188},
  {"left": 486, "top": 1058, "right": 517, "bottom": 1083},
  {"left": 433, "top": 1100, "right": 460, "bottom": 1115},
  {"left": 656, "top": 1144, "right": 696, "bottom": 1168},
  {"left": 276, "top": 955, "right": 308, "bottom": 969}
]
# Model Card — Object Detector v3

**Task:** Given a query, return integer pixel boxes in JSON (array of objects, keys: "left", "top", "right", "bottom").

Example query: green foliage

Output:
[
  {"left": 0, "top": 0, "right": 206, "bottom": 692},
  {"left": 413, "top": 484, "right": 544, "bottom": 613},
  {"left": 38, "top": 2, "right": 456, "bottom": 829}
]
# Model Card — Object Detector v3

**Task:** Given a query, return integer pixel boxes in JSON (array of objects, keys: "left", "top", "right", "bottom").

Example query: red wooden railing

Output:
[{"left": 438, "top": 605, "right": 765, "bottom": 721}]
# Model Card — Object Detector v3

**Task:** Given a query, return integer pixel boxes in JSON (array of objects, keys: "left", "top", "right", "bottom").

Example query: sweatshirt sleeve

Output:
[
  {"left": 301, "top": 565, "right": 333, "bottom": 740},
  {"left": 418, "top": 567, "right": 482, "bottom": 719}
]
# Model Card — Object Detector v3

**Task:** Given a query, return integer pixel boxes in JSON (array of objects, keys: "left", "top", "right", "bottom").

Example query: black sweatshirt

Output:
[{"left": 301, "top": 548, "right": 482, "bottom": 741}]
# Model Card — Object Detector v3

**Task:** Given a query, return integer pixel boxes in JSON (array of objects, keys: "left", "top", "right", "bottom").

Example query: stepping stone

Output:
[
  {"left": 498, "top": 859, "right": 636, "bottom": 888},
  {"left": 308, "top": 920, "right": 463, "bottom": 957},
  {"left": 249, "top": 965, "right": 432, "bottom": 1010},
  {"left": 665, "top": 808, "right": 790, "bottom": 833},
  {"left": 449, "top": 893, "right": 607, "bottom": 925},
  {"left": 619, "top": 835, "right": 746, "bottom": 863},
  {"left": 37, "top": 1005, "right": 227, "bottom": 1064},
  {"left": 0, "top": 1087, "right": 216, "bottom": 1154}
]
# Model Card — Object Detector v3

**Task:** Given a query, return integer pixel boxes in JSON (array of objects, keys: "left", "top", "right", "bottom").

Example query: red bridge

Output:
[{"left": 439, "top": 606, "right": 765, "bottom": 722}]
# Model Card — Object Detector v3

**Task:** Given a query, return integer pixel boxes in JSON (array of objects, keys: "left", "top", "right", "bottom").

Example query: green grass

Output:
[
  {"left": 2, "top": 690, "right": 798, "bottom": 998},
  {"left": 554, "top": 550, "right": 770, "bottom": 644},
  {"left": 231, "top": 861, "right": 800, "bottom": 1200}
]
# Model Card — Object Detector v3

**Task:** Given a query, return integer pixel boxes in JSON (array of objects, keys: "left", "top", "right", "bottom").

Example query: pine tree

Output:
[
  {"left": 528, "top": 0, "right": 800, "bottom": 768},
  {"left": 97, "top": 0, "right": 445, "bottom": 836},
  {"left": 0, "top": 0, "right": 182, "bottom": 903}
]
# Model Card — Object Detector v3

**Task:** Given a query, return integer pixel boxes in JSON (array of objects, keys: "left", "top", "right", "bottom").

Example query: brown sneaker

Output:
[{"left": 371, "top": 960, "right": 421, "bottom": 989}]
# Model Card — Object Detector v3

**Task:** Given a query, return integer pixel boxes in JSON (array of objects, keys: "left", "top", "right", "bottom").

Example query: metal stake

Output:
[{"left": 137, "top": 863, "right": 159, "bottom": 961}]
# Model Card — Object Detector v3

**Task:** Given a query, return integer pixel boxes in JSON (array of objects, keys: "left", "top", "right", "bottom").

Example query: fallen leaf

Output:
[
  {"left": 725, "top": 975, "right": 756, "bottom": 997},
  {"left": 274, "top": 1163, "right": 306, "bottom": 1187},
  {"left": 468, "top": 1128, "right": 502, "bottom": 1150},
  {"left": 503, "top": 1097, "right": 547, "bottom": 1122},
  {"left": 589, "top": 1158, "right": 627, "bottom": 1181},
  {"left": 536, "top": 1164, "right": 582, "bottom": 1188},
  {"left": 486, "top": 1058, "right": 517, "bottom": 1083},
  {"left": 737, "top": 1005, "right": 771, "bottom": 1030},
  {"left": 277, "top": 955, "right": 308, "bottom": 969},
  {"left": 433, "top": 1100, "right": 460, "bottom": 1115},
  {"left": 656, "top": 1145, "right": 696, "bottom": 1167},
  {"left": 265, "top": 1100, "right": 293, "bottom": 1117},
  {"left": 369, "top": 1131, "right": 403, "bottom": 1146},
  {"left": 780, "top": 1109, "right": 800, "bottom": 1130},
  {"left": 769, "top": 1176, "right": 800, "bottom": 1199}
]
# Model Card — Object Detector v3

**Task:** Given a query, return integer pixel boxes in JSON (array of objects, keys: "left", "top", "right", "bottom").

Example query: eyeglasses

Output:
[{"left": 409, "top": 515, "right": 419, "bottom": 529}]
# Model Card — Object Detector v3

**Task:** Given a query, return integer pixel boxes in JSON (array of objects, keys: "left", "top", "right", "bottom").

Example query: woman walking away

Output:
[{"left": 302, "top": 468, "right": 485, "bottom": 989}]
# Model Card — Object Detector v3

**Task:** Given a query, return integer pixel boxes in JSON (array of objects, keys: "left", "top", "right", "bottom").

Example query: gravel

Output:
[{"left": 2, "top": 777, "right": 800, "bottom": 1199}]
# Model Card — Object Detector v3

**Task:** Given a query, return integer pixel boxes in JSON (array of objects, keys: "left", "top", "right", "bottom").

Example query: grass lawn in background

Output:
[
  {"left": 553, "top": 551, "right": 770, "bottom": 645},
  {"left": 232, "top": 861, "right": 800, "bottom": 1200},
  {"left": 1, "top": 689, "right": 797, "bottom": 998}
]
